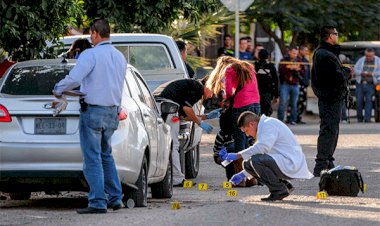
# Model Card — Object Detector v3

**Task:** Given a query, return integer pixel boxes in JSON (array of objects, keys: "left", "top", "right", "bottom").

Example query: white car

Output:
[
  {"left": 0, "top": 59, "right": 179, "bottom": 207},
  {"left": 47, "top": 34, "right": 204, "bottom": 179}
]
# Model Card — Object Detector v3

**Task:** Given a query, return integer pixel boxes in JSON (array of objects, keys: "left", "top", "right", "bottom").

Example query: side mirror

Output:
[
  {"left": 155, "top": 97, "right": 179, "bottom": 122},
  {"left": 161, "top": 101, "right": 179, "bottom": 114}
]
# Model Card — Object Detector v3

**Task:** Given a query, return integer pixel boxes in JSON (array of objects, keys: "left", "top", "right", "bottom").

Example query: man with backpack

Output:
[{"left": 254, "top": 49, "right": 279, "bottom": 116}]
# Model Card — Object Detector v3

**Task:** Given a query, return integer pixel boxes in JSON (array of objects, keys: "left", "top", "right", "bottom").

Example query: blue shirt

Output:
[
  {"left": 54, "top": 40, "right": 127, "bottom": 106},
  {"left": 239, "top": 51, "right": 253, "bottom": 61}
]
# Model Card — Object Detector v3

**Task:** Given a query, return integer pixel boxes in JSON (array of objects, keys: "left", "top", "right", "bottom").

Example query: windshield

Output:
[
  {"left": 1, "top": 64, "right": 74, "bottom": 95},
  {"left": 115, "top": 45, "right": 173, "bottom": 70}
]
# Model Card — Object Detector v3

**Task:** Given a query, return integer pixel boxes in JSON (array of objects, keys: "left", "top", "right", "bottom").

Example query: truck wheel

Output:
[
  {"left": 9, "top": 192, "right": 31, "bottom": 200},
  {"left": 151, "top": 155, "right": 173, "bottom": 198},
  {"left": 185, "top": 143, "right": 199, "bottom": 179}
]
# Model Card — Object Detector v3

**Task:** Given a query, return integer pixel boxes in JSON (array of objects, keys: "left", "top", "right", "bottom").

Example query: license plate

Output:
[{"left": 35, "top": 118, "right": 66, "bottom": 134}]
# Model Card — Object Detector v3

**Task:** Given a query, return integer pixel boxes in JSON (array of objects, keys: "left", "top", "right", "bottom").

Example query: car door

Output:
[
  {"left": 133, "top": 69, "right": 170, "bottom": 177},
  {"left": 125, "top": 68, "right": 159, "bottom": 178}
]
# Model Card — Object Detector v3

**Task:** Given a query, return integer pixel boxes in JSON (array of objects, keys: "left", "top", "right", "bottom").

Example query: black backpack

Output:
[{"left": 319, "top": 166, "right": 365, "bottom": 197}]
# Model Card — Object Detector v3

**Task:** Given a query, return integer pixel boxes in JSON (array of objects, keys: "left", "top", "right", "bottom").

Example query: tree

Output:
[
  {"left": 245, "top": 0, "right": 380, "bottom": 54},
  {"left": 0, "top": 0, "right": 84, "bottom": 61},
  {"left": 85, "top": 0, "right": 222, "bottom": 33}
]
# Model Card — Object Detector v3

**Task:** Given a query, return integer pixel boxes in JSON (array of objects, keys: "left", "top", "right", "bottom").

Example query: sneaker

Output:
[
  {"left": 297, "top": 121, "right": 306, "bottom": 124},
  {"left": 341, "top": 120, "right": 348, "bottom": 124},
  {"left": 289, "top": 121, "right": 297, "bottom": 125}
]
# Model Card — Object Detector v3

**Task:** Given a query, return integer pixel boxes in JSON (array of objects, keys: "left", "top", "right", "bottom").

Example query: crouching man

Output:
[{"left": 220, "top": 111, "right": 313, "bottom": 201}]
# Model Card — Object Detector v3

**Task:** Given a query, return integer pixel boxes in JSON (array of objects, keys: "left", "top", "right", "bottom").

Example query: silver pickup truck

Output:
[{"left": 50, "top": 33, "right": 204, "bottom": 178}]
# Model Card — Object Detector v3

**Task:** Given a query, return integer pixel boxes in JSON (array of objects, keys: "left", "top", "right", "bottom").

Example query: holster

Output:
[{"left": 79, "top": 98, "right": 88, "bottom": 112}]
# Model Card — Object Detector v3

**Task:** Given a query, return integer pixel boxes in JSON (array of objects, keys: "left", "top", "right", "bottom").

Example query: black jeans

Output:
[
  {"left": 314, "top": 99, "right": 342, "bottom": 175},
  {"left": 243, "top": 154, "right": 289, "bottom": 195}
]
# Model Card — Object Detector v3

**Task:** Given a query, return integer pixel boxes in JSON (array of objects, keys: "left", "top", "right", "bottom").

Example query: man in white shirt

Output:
[{"left": 220, "top": 111, "right": 313, "bottom": 201}]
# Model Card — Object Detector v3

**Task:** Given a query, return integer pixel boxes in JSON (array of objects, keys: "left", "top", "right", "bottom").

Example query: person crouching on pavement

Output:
[{"left": 219, "top": 111, "right": 313, "bottom": 201}]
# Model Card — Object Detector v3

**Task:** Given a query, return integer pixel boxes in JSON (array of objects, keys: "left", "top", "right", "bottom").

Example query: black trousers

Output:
[
  {"left": 314, "top": 99, "right": 342, "bottom": 175},
  {"left": 243, "top": 154, "right": 289, "bottom": 195}
]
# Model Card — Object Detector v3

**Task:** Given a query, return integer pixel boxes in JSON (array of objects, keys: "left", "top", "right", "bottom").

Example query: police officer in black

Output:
[
  {"left": 254, "top": 49, "right": 279, "bottom": 116},
  {"left": 311, "top": 26, "right": 352, "bottom": 177},
  {"left": 153, "top": 78, "right": 216, "bottom": 186}
]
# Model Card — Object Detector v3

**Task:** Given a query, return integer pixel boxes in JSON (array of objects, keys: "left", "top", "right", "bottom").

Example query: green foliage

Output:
[
  {"left": 84, "top": 0, "right": 222, "bottom": 33},
  {"left": 246, "top": 0, "right": 380, "bottom": 53},
  {"left": 0, "top": 0, "right": 84, "bottom": 61}
]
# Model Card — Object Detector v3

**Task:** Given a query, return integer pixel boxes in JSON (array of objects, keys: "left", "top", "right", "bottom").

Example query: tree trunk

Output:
[{"left": 259, "top": 21, "right": 287, "bottom": 56}]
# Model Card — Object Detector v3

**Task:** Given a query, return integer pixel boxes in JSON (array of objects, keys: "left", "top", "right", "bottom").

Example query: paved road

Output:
[{"left": 1, "top": 117, "right": 379, "bottom": 226}]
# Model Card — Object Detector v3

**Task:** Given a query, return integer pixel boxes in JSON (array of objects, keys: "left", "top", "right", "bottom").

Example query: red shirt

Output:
[
  {"left": 0, "top": 59, "right": 16, "bottom": 78},
  {"left": 225, "top": 64, "right": 260, "bottom": 108}
]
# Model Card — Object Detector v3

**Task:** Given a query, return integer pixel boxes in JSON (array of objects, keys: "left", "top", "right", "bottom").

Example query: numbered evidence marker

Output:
[
  {"left": 223, "top": 181, "right": 232, "bottom": 189},
  {"left": 316, "top": 191, "right": 327, "bottom": 199},
  {"left": 227, "top": 190, "right": 238, "bottom": 197},
  {"left": 171, "top": 201, "right": 181, "bottom": 210},
  {"left": 183, "top": 180, "right": 193, "bottom": 188},
  {"left": 198, "top": 183, "right": 208, "bottom": 190}
]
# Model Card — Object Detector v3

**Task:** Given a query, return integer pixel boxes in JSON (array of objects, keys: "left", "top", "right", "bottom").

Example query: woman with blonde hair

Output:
[{"left": 207, "top": 56, "right": 261, "bottom": 186}]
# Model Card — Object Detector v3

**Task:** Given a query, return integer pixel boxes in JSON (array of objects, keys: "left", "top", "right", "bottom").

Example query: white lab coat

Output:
[{"left": 239, "top": 115, "right": 313, "bottom": 179}]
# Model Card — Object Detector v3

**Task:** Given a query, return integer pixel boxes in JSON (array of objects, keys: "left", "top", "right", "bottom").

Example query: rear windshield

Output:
[
  {"left": 340, "top": 47, "right": 380, "bottom": 64},
  {"left": 1, "top": 64, "right": 74, "bottom": 95}
]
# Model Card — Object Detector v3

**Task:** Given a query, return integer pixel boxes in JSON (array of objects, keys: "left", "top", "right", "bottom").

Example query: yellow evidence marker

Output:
[
  {"left": 316, "top": 191, "right": 327, "bottom": 199},
  {"left": 171, "top": 201, "right": 181, "bottom": 210},
  {"left": 363, "top": 183, "right": 367, "bottom": 192},
  {"left": 183, "top": 180, "right": 193, "bottom": 188},
  {"left": 223, "top": 181, "right": 232, "bottom": 189},
  {"left": 198, "top": 183, "right": 208, "bottom": 190},
  {"left": 227, "top": 190, "right": 238, "bottom": 197}
]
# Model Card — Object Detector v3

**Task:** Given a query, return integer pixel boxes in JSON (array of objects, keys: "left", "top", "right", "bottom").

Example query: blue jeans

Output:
[
  {"left": 232, "top": 103, "right": 260, "bottom": 153},
  {"left": 79, "top": 105, "right": 122, "bottom": 209},
  {"left": 278, "top": 84, "right": 299, "bottom": 123},
  {"left": 356, "top": 83, "right": 375, "bottom": 122}
]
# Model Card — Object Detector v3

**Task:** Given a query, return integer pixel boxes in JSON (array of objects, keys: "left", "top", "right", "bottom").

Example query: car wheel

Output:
[
  {"left": 151, "top": 154, "right": 173, "bottom": 198},
  {"left": 185, "top": 143, "right": 199, "bottom": 179},
  {"left": 127, "top": 155, "right": 148, "bottom": 207},
  {"left": 9, "top": 192, "right": 31, "bottom": 200}
]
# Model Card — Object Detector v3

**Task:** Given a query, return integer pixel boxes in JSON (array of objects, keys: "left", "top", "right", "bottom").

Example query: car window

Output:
[
  {"left": 125, "top": 69, "right": 144, "bottom": 102},
  {"left": 1, "top": 65, "right": 74, "bottom": 95},
  {"left": 114, "top": 44, "right": 173, "bottom": 70},
  {"left": 133, "top": 71, "right": 158, "bottom": 113}
]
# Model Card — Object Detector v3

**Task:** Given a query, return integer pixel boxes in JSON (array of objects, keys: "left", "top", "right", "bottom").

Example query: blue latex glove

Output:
[
  {"left": 225, "top": 153, "right": 238, "bottom": 161},
  {"left": 230, "top": 171, "right": 246, "bottom": 186},
  {"left": 199, "top": 121, "right": 213, "bottom": 134},
  {"left": 206, "top": 108, "right": 222, "bottom": 119},
  {"left": 218, "top": 147, "right": 227, "bottom": 160}
]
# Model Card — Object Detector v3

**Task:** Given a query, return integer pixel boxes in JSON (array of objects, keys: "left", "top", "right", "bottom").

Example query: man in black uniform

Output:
[
  {"left": 311, "top": 26, "right": 352, "bottom": 177},
  {"left": 254, "top": 48, "right": 279, "bottom": 116},
  {"left": 153, "top": 79, "right": 218, "bottom": 186}
]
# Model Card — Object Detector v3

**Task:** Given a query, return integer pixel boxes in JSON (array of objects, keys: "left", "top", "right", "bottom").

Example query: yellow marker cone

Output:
[
  {"left": 316, "top": 191, "right": 327, "bottom": 199},
  {"left": 223, "top": 181, "right": 232, "bottom": 189},
  {"left": 183, "top": 180, "right": 193, "bottom": 188},
  {"left": 171, "top": 201, "right": 181, "bottom": 210},
  {"left": 227, "top": 190, "right": 238, "bottom": 196},
  {"left": 198, "top": 183, "right": 208, "bottom": 190}
]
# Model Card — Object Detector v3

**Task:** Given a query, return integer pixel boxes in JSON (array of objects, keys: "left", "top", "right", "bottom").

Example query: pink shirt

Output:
[{"left": 225, "top": 65, "right": 260, "bottom": 108}]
